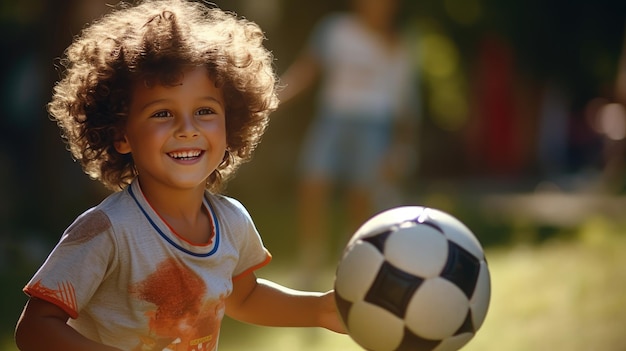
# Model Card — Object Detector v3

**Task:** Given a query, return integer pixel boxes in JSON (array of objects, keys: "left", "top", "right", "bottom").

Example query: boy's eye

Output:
[
  {"left": 151, "top": 110, "right": 172, "bottom": 118},
  {"left": 197, "top": 108, "right": 215, "bottom": 115}
]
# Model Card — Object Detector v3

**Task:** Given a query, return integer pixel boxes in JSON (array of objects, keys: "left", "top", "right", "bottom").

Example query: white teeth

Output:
[{"left": 168, "top": 150, "right": 201, "bottom": 159}]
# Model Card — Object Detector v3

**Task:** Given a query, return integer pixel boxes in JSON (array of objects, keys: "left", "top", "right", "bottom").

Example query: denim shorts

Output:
[{"left": 298, "top": 113, "right": 392, "bottom": 187}]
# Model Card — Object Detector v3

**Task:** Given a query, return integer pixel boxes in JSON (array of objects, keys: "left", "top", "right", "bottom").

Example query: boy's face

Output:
[{"left": 115, "top": 66, "right": 227, "bottom": 192}]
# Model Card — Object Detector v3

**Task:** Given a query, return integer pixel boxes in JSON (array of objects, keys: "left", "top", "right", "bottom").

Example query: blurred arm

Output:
[{"left": 277, "top": 50, "right": 321, "bottom": 105}]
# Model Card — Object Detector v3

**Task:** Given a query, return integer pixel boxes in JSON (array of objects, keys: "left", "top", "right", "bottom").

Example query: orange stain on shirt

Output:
[{"left": 131, "top": 257, "right": 224, "bottom": 351}]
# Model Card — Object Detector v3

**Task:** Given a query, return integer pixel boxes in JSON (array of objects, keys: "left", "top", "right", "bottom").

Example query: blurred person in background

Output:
[{"left": 278, "top": 0, "right": 420, "bottom": 286}]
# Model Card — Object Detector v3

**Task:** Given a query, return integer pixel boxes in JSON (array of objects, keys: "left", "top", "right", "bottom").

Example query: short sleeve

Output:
[
  {"left": 23, "top": 209, "right": 117, "bottom": 318},
  {"left": 218, "top": 197, "right": 271, "bottom": 280}
]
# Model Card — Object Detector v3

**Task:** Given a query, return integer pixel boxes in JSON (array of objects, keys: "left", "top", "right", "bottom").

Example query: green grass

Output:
[
  {"left": 464, "top": 217, "right": 626, "bottom": 351},
  {"left": 4, "top": 217, "right": 625, "bottom": 351}
]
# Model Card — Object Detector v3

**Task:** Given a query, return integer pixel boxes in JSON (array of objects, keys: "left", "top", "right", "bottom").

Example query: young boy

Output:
[{"left": 14, "top": 1, "right": 344, "bottom": 350}]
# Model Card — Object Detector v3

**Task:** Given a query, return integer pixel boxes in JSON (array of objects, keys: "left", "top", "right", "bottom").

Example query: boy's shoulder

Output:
[
  {"left": 205, "top": 192, "right": 254, "bottom": 224},
  {"left": 61, "top": 190, "right": 133, "bottom": 241},
  {"left": 61, "top": 206, "right": 114, "bottom": 245},
  {"left": 206, "top": 192, "right": 244, "bottom": 212},
  {"left": 96, "top": 188, "right": 137, "bottom": 217}
]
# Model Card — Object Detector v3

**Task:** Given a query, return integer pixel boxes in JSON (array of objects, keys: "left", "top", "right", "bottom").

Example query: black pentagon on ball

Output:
[
  {"left": 439, "top": 240, "right": 481, "bottom": 299},
  {"left": 455, "top": 309, "right": 476, "bottom": 335},
  {"left": 334, "top": 291, "right": 353, "bottom": 325},
  {"left": 414, "top": 217, "right": 445, "bottom": 234},
  {"left": 364, "top": 261, "right": 424, "bottom": 319},
  {"left": 361, "top": 230, "right": 393, "bottom": 253},
  {"left": 396, "top": 327, "right": 442, "bottom": 351}
]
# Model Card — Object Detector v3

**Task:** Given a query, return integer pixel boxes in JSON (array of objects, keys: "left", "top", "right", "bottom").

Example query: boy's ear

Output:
[{"left": 114, "top": 136, "right": 132, "bottom": 154}]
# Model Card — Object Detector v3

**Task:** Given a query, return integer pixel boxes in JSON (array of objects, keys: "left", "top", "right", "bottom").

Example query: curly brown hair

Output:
[{"left": 48, "top": 0, "right": 278, "bottom": 192}]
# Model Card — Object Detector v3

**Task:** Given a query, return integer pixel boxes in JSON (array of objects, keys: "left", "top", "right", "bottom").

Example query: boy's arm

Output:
[
  {"left": 225, "top": 273, "right": 346, "bottom": 333},
  {"left": 15, "top": 297, "right": 122, "bottom": 351}
]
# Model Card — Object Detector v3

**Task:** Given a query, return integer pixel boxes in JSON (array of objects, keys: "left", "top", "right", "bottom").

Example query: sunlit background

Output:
[{"left": 1, "top": 0, "right": 625, "bottom": 350}]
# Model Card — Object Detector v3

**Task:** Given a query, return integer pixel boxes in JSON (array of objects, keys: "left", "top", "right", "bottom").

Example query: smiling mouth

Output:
[{"left": 167, "top": 150, "right": 203, "bottom": 160}]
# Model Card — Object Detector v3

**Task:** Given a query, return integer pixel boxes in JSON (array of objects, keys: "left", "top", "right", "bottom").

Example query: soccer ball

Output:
[{"left": 334, "top": 206, "right": 491, "bottom": 351}]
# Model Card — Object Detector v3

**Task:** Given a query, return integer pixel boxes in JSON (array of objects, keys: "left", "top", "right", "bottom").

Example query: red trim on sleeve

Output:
[
  {"left": 232, "top": 251, "right": 272, "bottom": 282},
  {"left": 24, "top": 281, "right": 79, "bottom": 319}
]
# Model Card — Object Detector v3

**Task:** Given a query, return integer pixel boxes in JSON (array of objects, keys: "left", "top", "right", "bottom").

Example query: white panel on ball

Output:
[
  {"left": 348, "top": 301, "right": 405, "bottom": 351},
  {"left": 405, "top": 278, "right": 470, "bottom": 340},
  {"left": 335, "top": 242, "right": 385, "bottom": 302},
  {"left": 348, "top": 206, "right": 426, "bottom": 246},
  {"left": 385, "top": 225, "right": 449, "bottom": 278},
  {"left": 432, "top": 333, "right": 474, "bottom": 351},
  {"left": 470, "top": 261, "right": 491, "bottom": 330},
  {"left": 423, "top": 208, "right": 484, "bottom": 259}
]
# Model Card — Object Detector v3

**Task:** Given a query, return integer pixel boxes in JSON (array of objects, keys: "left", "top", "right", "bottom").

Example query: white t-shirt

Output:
[
  {"left": 311, "top": 13, "right": 416, "bottom": 121},
  {"left": 24, "top": 179, "right": 271, "bottom": 351}
]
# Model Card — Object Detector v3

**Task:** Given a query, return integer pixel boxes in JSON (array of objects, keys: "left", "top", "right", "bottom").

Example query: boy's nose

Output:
[{"left": 175, "top": 115, "right": 199, "bottom": 138}]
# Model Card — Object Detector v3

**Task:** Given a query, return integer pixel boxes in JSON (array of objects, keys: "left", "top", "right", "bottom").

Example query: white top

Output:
[
  {"left": 24, "top": 179, "right": 271, "bottom": 351},
  {"left": 311, "top": 13, "right": 416, "bottom": 120}
]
